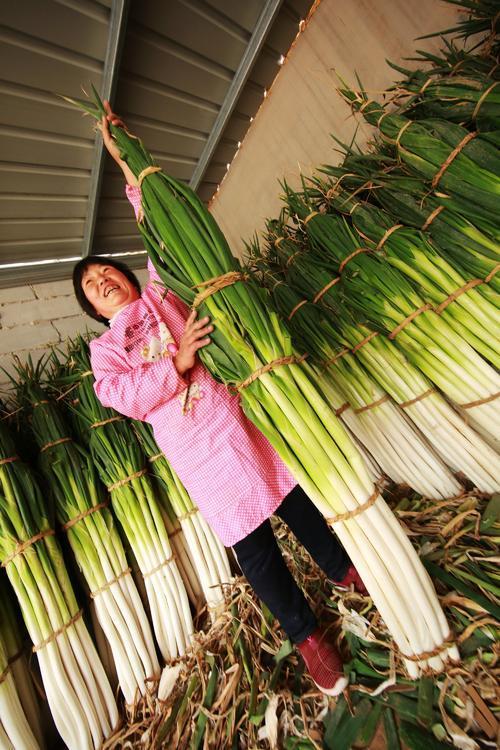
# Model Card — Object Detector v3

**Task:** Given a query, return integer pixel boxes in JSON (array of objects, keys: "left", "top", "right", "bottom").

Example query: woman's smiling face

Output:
[{"left": 81, "top": 263, "right": 141, "bottom": 320}]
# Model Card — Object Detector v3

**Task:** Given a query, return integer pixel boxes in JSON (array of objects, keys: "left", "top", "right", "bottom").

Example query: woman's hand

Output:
[
  {"left": 173, "top": 311, "right": 213, "bottom": 376},
  {"left": 101, "top": 100, "right": 138, "bottom": 186}
]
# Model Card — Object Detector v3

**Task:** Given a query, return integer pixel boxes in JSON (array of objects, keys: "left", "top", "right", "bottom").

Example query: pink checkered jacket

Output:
[{"left": 89, "top": 186, "right": 295, "bottom": 546}]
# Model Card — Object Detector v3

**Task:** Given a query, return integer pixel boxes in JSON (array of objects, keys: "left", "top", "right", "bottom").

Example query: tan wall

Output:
[{"left": 209, "top": 0, "right": 460, "bottom": 257}]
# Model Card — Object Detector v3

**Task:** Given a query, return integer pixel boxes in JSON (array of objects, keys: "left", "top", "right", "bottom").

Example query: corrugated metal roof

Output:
[{"left": 0, "top": 0, "right": 313, "bottom": 288}]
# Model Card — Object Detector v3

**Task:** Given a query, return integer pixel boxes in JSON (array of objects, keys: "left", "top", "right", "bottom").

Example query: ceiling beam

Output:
[
  {"left": 81, "top": 0, "right": 130, "bottom": 256},
  {"left": 189, "top": 0, "right": 284, "bottom": 192}
]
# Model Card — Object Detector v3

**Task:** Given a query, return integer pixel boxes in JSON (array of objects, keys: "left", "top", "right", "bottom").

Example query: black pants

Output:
[{"left": 232, "top": 485, "right": 350, "bottom": 644}]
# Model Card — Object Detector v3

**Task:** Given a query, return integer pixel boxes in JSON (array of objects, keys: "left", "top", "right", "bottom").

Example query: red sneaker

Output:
[
  {"left": 297, "top": 628, "right": 348, "bottom": 697},
  {"left": 331, "top": 564, "right": 368, "bottom": 596}
]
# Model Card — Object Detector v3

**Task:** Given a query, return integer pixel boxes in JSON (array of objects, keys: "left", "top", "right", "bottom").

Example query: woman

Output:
[{"left": 73, "top": 103, "right": 367, "bottom": 697}]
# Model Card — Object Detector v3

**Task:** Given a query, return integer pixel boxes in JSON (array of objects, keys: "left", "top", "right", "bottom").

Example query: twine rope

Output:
[
  {"left": 335, "top": 402, "right": 351, "bottom": 417},
  {"left": 484, "top": 263, "right": 499, "bottom": 283},
  {"left": 399, "top": 388, "right": 435, "bottom": 409},
  {"left": 418, "top": 77, "right": 434, "bottom": 95},
  {"left": 137, "top": 166, "right": 162, "bottom": 187},
  {"left": 143, "top": 554, "right": 176, "bottom": 579},
  {"left": 376, "top": 110, "right": 391, "bottom": 130},
  {"left": 33, "top": 610, "right": 83, "bottom": 653},
  {"left": 472, "top": 81, "right": 500, "bottom": 120},
  {"left": 339, "top": 247, "right": 371, "bottom": 273},
  {"left": 107, "top": 468, "right": 148, "bottom": 492},
  {"left": 32, "top": 400, "right": 49, "bottom": 408},
  {"left": 351, "top": 331, "right": 378, "bottom": 353},
  {"left": 148, "top": 452, "right": 164, "bottom": 463},
  {"left": 0, "top": 665, "right": 11, "bottom": 685},
  {"left": 0, "top": 455, "right": 19, "bottom": 466},
  {"left": 303, "top": 211, "right": 319, "bottom": 225},
  {"left": 81, "top": 370, "right": 94, "bottom": 378},
  {"left": 432, "top": 132, "right": 478, "bottom": 189},
  {"left": 274, "top": 236, "right": 285, "bottom": 247},
  {"left": 422, "top": 205, "right": 445, "bottom": 230},
  {"left": 62, "top": 501, "right": 109, "bottom": 532},
  {"left": 286, "top": 250, "right": 302, "bottom": 267},
  {"left": 233, "top": 354, "right": 307, "bottom": 392},
  {"left": 399, "top": 632, "right": 455, "bottom": 662},
  {"left": 2, "top": 529, "right": 56, "bottom": 567},
  {"left": 326, "top": 488, "right": 380, "bottom": 525},
  {"left": 287, "top": 299, "right": 308, "bottom": 320},
  {"left": 376, "top": 224, "right": 403, "bottom": 251},
  {"left": 359, "top": 98, "right": 376, "bottom": 113},
  {"left": 40, "top": 437, "right": 72, "bottom": 453},
  {"left": 177, "top": 507, "right": 199, "bottom": 523},
  {"left": 192, "top": 271, "right": 248, "bottom": 309},
  {"left": 323, "top": 348, "right": 350, "bottom": 367},
  {"left": 353, "top": 394, "right": 390, "bottom": 414},
  {"left": 312, "top": 277, "right": 340, "bottom": 304},
  {"left": 434, "top": 279, "right": 484, "bottom": 314},
  {"left": 90, "top": 568, "right": 132, "bottom": 599},
  {"left": 388, "top": 304, "right": 433, "bottom": 340},
  {"left": 395, "top": 120, "right": 413, "bottom": 147},
  {"left": 90, "top": 416, "right": 124, "bottom": 429},
  {"left": 459, "top": 391, "right": 500, "bottom": 410}
]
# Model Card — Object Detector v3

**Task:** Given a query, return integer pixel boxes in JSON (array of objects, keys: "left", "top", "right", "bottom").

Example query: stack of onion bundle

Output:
[
  {"left": 0, "top": 420, "right": 118, "bottom": 750},
  {"left": 253, "top": 249, "right": 462, "bottom": 499},
  {"left": 265, "top": 224, "right": 500, "bottom": 493},
  {"left": 133, "top": 420, "right": 232, "bottom": 620},
  {"left": 0, "top": 575, "right": 45, "bottom": 748},
  {"left": 14, "top": 368, "right": 160, "bottom": 706},
  {"left": 68, "top": 90, "right": 462, "bottom": 679},
  {"left": 59, "top": 339, "right": 193, "bottom": 662},
  {"left": 0, "top": 626, "right": 39, "bottom": 750},
  {"left": 321, "top": 186, "right": 500, "bottom": 368},
  {"left": 283, "top": 188, "right": 500, "bottom": 446},
  {"left": 144, "top": 489, "right": 204, "bottom": 608},
  {"left": 339, "top": 89, "right": 500, "bottom": 233},
  {"left": 319, "top": 155, "right": 500, "bottom": 293},
  {"left": 387, "top": 64, "right": 500, "bottom": 131}
]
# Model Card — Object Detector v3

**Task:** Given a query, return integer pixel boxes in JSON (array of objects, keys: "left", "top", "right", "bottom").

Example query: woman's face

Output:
[{"left": 81, "top": 263, "right": 140, "bottom": 320}]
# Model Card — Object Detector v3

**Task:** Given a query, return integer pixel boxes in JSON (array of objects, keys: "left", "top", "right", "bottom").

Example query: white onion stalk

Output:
[
  {"left": 344, "top": 326, "right": 500, "bottom": 493},
  {"left": 62, "top": 345, "right": 194, "bottom": 663},
  {"left": 133, "top": 421, "right": 232, "bottom": 622},
  {"left": 19, "top": 381, "right": 160, "bottom": 706},
  {"left": 0, "top": 420, "right": 118, "bottom": 750},
  {"left": 312, "top": 360, "right": 461, "bottom": 498},
  {"left": 0, "top": 635, "right": 39, "bottom": 750},
  {"left": 0, "top": 584, "right": 45, "bottom": 749},
  {"left": 244, "top": 364, "right": 459, "bottom": 677}
]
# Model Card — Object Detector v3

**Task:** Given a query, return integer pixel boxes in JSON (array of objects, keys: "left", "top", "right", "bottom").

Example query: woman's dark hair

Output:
[{"left": 73, "top": 255, "right": 142, "bottom": 326}]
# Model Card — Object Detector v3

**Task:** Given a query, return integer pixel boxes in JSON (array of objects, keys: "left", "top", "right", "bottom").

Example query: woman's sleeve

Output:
[
  {"left": 90, "top": 339, "right": 188, "bottom": 421},
  {"left": 125, "top": 184, "right": 164, "bottom": 285}
]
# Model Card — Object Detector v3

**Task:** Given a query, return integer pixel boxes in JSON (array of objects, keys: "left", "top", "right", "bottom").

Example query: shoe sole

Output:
[{"left": 316, "top": 675, "right": 349, "bottom": 697}]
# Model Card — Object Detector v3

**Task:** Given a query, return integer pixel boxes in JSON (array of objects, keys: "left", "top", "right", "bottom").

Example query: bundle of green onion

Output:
[
  {"left": 264, "top": 224, "right": 500, "bottom": 493},
  {"left": 283, "top": 189, "right": 500, "bottom": 445},
  {"left": 316, "top": 161, "right": 500, "bottom": 294},
  {"left": 389, "top": 68, "right": 500, "bottom": 131},
  {"left": 59, "top": 339, "right": 193, "bottom": 662},
  {"left": 68, "top": 89, "right": 460, "bottom": 678},
  {"left": 14, "top": 366, "right": 160, "bottom": 706},
  {"left": 0, "top": 626, "right": 39, "bottom": 750},
  {"left": 329, "top": 191, "right": 500, "bottom": 367},
  {"left": 253, "top": 256, "right": 463, "bottom": 499},
  {"left": 0, "top": 420, "right": 118, "bottom": 750},
  {"left": 0, "top": 575, "right": 45, "bottom": 748},
  {"left": 133, "top": 420, "right": 232, "bottom": 620},
  {"left": 339, "top": 88, "right": 500, "bottom": 231}
]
